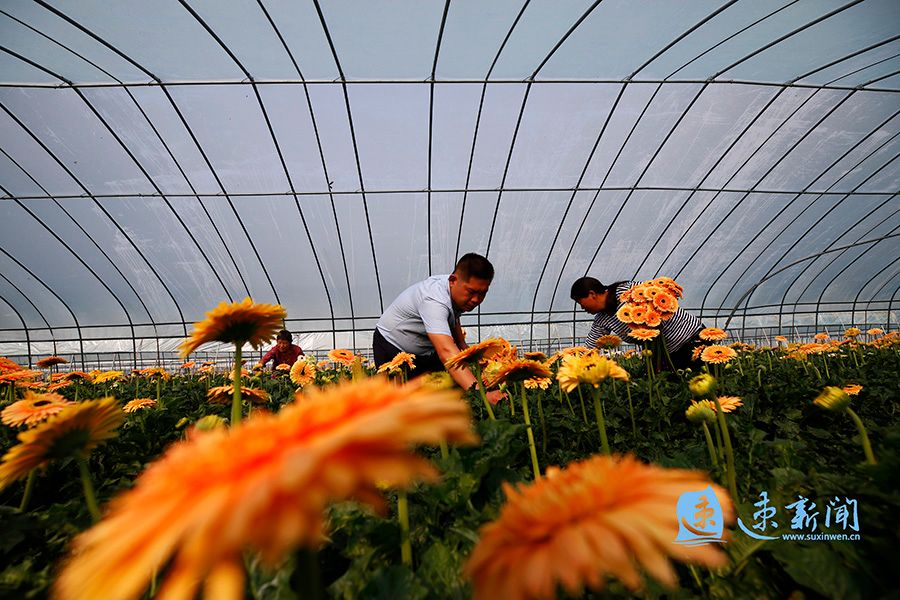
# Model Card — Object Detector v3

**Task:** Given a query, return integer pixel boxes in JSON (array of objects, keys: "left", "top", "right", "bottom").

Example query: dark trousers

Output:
[
  {"left": 665, "top": 328, "right": 705, "bottom": 372},
  {"left": 372, "top": 328, "right": 444, "bottom": 378}
]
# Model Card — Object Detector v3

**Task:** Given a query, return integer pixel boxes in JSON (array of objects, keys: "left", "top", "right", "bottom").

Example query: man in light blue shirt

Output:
[{"left": 374, "top": 253, "right": 504, "bottom": 403}]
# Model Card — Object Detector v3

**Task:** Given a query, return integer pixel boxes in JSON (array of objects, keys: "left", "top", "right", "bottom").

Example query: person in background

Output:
[
  {"left": 374, "top": 253, "right": 505, "bottom": 404},
  {"left": 256, "top": 329, "right": 304, "bottom": 371},
  {"left": 570, "top": 276, "right": 704, "bottom": 371}
]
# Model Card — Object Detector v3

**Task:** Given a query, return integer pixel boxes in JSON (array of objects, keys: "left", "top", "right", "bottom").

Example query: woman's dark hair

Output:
[
  {"left": 570, "top": 276, "right": 605, "bottom": 301},
  {"left": 454, "top": 253, "right": 494, "bottom": 281},
  {"left": 276, "top": 329, "right": 292, "bottom": 342}
]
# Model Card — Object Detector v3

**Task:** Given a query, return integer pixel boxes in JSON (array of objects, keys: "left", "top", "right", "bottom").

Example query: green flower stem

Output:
[
  {"left": 77, "top": 456, "right": 101, "bottom": 523},
  {"left": 702, "top": 422, "right": 718, "bottom": 467},
  {"left": 438, "top": 440, "right": 449, "bottom": 460},
  {"left": 508, "top": 392, "right": 515, "bottom": 417},
  {"left": 520, "top": 384, "right": 541, "bottom": 479},
  {"left": 822, "top": 356, "right": 830, "bottom": 380},
  {"left": 624, "top": 382, "right": 637, "bottom": 439},
  {"left": 712, "top": 396, "right": 738, "bottom": 502},
  {"left": 292, "top": 548, "right": 323, "bottom": 600},
  {"left": 470, "top": 363, "right": 495, "bottom": 421},
  {"left": 397, "top": 490, "right": 413, "bottom": 566},
  {"left": 19, "top": 470, "right": 36, "bottom": 512},
  {"left": 846, "top": 407, "right": 877, "bottom": 465},
  {"left": 713, "top": 417, "right": 725, "bottom": 462},
  {"left": 575, "top": 385, "right": 588, "bottom": 422},
  {"left": 558, "top": 384, "right": 575, "bottom": 416},
  {"left": 590, "top": 386, "right": 611, "bottom": 455},
  {"left": 156, "top": 377, "right": 162, "bottom": 408},
  {"left": 232, "top": 345, "right": 243, "bottom": 426},
  {"left": 536, "top": 392, "right": 547, "bottom": 457}
]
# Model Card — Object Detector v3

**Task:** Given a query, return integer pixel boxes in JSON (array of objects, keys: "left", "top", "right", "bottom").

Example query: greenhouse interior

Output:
[{"left": 0, "top": 1, "right": 898, "bottom": 598}]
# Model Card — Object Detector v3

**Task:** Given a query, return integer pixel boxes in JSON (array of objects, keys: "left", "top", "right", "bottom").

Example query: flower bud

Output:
[
  {"left": 813, "top": 386, "right": 850, "bottom": 412},
  {"left": 688, "top": 373, "right": 717, "bottom": 397},
  {"left": 686, "top": 400, "right": 716, "bottom": 424}
]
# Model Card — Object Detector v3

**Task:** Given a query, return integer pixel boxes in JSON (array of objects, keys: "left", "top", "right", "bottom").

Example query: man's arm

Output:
[
  {"left": 451, "top": 321, "right": 468, "bottom": 350},
  {"left": 428, "top": 332, "right": 504, "bottom": 404}
]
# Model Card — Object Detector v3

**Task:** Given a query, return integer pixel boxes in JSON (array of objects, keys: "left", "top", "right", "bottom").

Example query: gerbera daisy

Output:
[
  {"left": 328, "top": 348, "right": 356, "bottom": 366},
  {"left": 560, "top": 346, "right": 592, "bottom": 357},
  {"left": 92, "top": 371, "right": 124, "bottom": 384},
  {"left": 641, "top": 285, "right": 666, "bottom": 301},
  {"left": 0, "top": 369, "right": 43, "bottom": 384},
  {"left": 629, "top": 305, "right": 648, "bottom": 325},
  {"left": 699, "top": 327, "right": 728, "bottom": 342},
  {"left": 464, "top": 454, "right": 732, "bottom": 599},
  {"left": 615, "top": 305, "right": 634, "bottom": 324},
  {"left": 483, "top": 360, "right": 552, "bottom": 389},
  {"left": 47, "top": 381, "right": 73, "bottom": 392},
  {"left": 643, "top": 309, "right": 663, "bottom": 328},
  {"left": 179, "top": 361, "right": 195, "bottom": 369},
  {"left": 0, "top": 398, "right": 123, "bottom": 489},
  {"left": 54, "top": 378, "right": 478, "bottom": 600},
  {"left": 813, "top": 332, "right": 830, "bottom": 341},
  {"left": 628, "top": 327, "right": 660, "bottom": 341},
  {"left": 443, "top": 338, "right": 508, "bottom": 371},
  {"left": 700, "top": 345, "right": 737, "bottom": 364},
  {"left": 866, "top": 328, "right": 884, "bottom": 336},
  {"left": 207, "top": 385, "right": 269, "bottom": 406},
  {"left": 123, "top": 398, "right": 157, "bottom": 413},
  {"left": 842, "top": 384, "right": 863, "bottom": 396},
  {"left": 523, "top": 377, "right": 552, "bottom": 390},
  {"left": 36, "top": 355, "right": 69, "bottom": 369},
  {"left": 376, "top": 352, "right": 416, "bottom": 377},
  {"left": 556, "top": 353, "right": 629, "bottom": 393},
  {"left": 713, "top": 396, "right": 743, "bottom": 413},
  {"left": 179, "top": 297, "right": 286, "bottom": 357},
  {"left": 139, "top": 367, "right": 169, "bottom": 379},
  {"left": 275, "top": 363, "right": 291, "bottom": 372},
  {"left": 774, "top": 335, "right": 788, "bottom": 343},
  {"left": 685, "top": 400, "right": 716, "bottom": 424},
  {"left": 290, "top": 360, "right": 317, "bottom": 387},
  {"left": 524, "top": 351, "right": 547, "bottom": 362},
  {"left": 0, "top": 356, "right": 22, "bottom": 372},
  {"left": 813, "top": 386, "right": 850, "bottom": 412},
  {"left": 2, "top": 391, "right": 74, "bottom": 427},
  {"left": 628, "top": 286, "right": 649, "bottom": 303},
  {"left": 595, "top": 335, "right": 621, "bottom": 350},
  {"left": 691, "top": 345, "right": 706, "bottom": 361},
  {"left": 316, "top": 360, "right": 330, "bottom": 369},
  {"left": 843, "top": 327, "right": 861, "bottom": 338}
]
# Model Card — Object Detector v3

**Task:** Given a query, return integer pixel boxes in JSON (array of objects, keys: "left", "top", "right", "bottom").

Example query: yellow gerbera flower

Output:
[
  {"left": 556, "top": 353, "right": 629, "bottom": 393},
  {"left": 594, "top": 335, "right": 621, "bottom": 349},
  {"left": 0, "top": 398, "right": 123, "bottom": 489},
  {"left": 179, "top": 297, "right": 287, "bottom": 357},
  {"left": 54, "top": 378, "right": 478, "bottom": 600},
  {"left": 92, "top": 371, "right": 124, "bottom": 384},
  {"left": 464, "top": 454, "right": 731, "bottom": 599},
  {"left": 813, "top": 386, "right": 850, "bottom": 412},
  {"left": 290, "top": 359, "right": 317, "bottom": 387},
  {"left": 1, "top": 391, "right": 74, "bottom": 427}
]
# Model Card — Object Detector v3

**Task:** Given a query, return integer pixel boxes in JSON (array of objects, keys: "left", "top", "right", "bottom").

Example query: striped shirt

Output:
[{"left": 585, "top": 281, "right": 702, "bottom": 352}]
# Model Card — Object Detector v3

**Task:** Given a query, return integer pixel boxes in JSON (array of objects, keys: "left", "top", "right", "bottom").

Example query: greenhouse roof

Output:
[{"left": 0, "top": 0, "right": 898, "bottom": 361}]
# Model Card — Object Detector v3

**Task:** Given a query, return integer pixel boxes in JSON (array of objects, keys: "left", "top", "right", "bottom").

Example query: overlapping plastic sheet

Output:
[{"left": 1, "top": 0, "right": 898, "bottom": 364}]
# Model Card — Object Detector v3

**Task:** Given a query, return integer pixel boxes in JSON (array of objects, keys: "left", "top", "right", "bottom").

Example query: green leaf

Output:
[{"left": 358, "top": 565, "right": 428, "bottom": 600}]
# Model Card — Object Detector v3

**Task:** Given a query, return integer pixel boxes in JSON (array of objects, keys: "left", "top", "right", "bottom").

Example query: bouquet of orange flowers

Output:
[{"left": 615, "top": 277, "right": 684, "bottom": 342}]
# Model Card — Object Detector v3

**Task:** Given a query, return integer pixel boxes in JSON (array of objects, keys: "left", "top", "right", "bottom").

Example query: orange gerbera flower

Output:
[
  {"left": 179, "top": 361, "right": 195, "bottom": 369},
  {"left": 1, "top": 391, "right": 74, "bottom": 427},
  {"left": 464, "top": 454, "right": 732, "bottom": 599},
  {"left": 628, "top": 286, "right": 649, "bottom": 303},
  {"left": 523, "top": 377, "right": 552, "bottom": 390},
  {"left": 595, "top": 335, "right": 622, "bottom": 349},
  {"left": 180, "top": 297, "right": 287, "bottom": 357},
  {"left": 123, "top": 398, "right": 157, "bottom": 413},
  {"left": 843, "top": 327, "right": 861, "bottom": 338},
  {"left": 275, "top": 363, "right": 291, "bottom": 372},
  {"left": 290, "top": 360, "right": 317, "bottom": 387},
  {"left": 0, "top": 357, "right": 23, "bottom": 372},
  {"left": 813, "top": 332, "right": 830, "bottom": 341},
  {"left": 628, "top": 327, "right": 660, "bottom": 341},
  {"left": 444, "top": 338, "right": 508, "bottom": 371},
  {"left": 376, "top": 352, "right": 416, "bottom": 376},
  {"left": 643, "top": 309, "right": 663, "bottom": 328},
  {"left": 0, "top": 398, "right": 123, "bottom": 489},
  {"left": 47, "top": 381, "right": 72, "bottom": 392},
  {"left": 483, "top": 360, "right": 552, "bottom": 389},
  {"left": 560, "top": 346, "right": 591, "bottom": 357},
  {"left": 700, "top": 345, "right": 737, "bottom": 364},
  {"left": 699, "top": 327, "right": 728, "bottom": 341},
  {"left": 691, "top": 345, "right": 706, "bottom": 361},
  {"left": 866, "top": 328, "right": 883, "bottom": 336},
  {"left": 139, "top": 367, "right": 169, "bottom": 379},
  {"left": 328, "top": 348, "right": 356, "bottom": 366},
  {"left": 524, "top": 351, "right": 547, "bottom": 362},
  {"left": 615, "top": 305, "right": 634, "bottom": 324},
  {"left": 54, "top": 378, "right": 478, "bottom": 600},
  {"left": 556, "top": 353, "right": 629, "bottom": 393},
  {"left": 0, "top": 369, "right": 43, "bottom": 384},
  {"left": 714, "top": 396, "right": 743, "bottom": 413},
  {"left": 648, "top": 277, "right": 684, "bottom": 298},
  {"left": 842, "top": 384, "right": 863, "bottom": 396},
  {"left": 774, "top": 335, "right": 788, "bottom": 343},
  {"left": 207, "top": 385, "right": 268, "bottom": 405},
  {"left": 36, "top": 355, "right": 69, "bottom": 369}
]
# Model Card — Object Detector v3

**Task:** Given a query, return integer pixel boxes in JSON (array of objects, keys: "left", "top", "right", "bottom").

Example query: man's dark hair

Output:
[
  {"left": 570, "top": 276, "right": 605, "bottom": 301},
  {"left": 276, "top": 329, "right": 292, "bottom": 342},
  {"left": 454, "top": 253, "right": 494, "bottom": 281}
]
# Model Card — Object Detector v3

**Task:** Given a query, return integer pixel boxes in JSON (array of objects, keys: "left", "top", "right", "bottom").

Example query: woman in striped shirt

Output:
[{"left": 570, "top": 277, "right": 704, "bottom": 371}]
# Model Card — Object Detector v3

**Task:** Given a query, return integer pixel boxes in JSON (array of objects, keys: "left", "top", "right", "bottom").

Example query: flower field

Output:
[{"left": 1, "top": 327, "right": 899, "bottom": 599}]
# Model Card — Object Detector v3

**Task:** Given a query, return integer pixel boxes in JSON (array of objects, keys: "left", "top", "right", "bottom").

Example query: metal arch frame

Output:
[
  {"left": 800, "top": 205, "right": 899, "bottom": 327},
  {"left": 0, "top": 271, "right": 54, "bottom": 351},
  {"left": 454, "top": 0, "right": 530, "bottom": 264},
  {"left": 312, "top": 0, "right": 385, "bottom": 347},
  {"left": 1, "top": 172, "right": 145, "bottom": 366},
  {"left": 765, "top": 152, "right": 900, "bottom": 331},
  {"left": 700, "top": 110, "right": 900, "bottom": 318},
  {"left": 256, "top": 0, "right": 343, "bottom": 349},
  {"left": 0, "top": 247, "right": 85, "bottom": 368},
  {"left": 851, "top": 260, "right": 899, "bottom": 325},
  {"left": 0, "top": 295, "right": 31, "bottom": 365},
  {"left": 426, "top": 0, "right": 452, "bottom": 276},
  {"left": 862, "top": 69, "right": 900, "bottom": 88},
  {"left": 789, "top": 34, "right": 900, "bottom": 83},
  {"left": 0, "top": 100, "right": 190, "bottom": 338},
  {"left": 668, "top": 89, "right": 858, "bottom": 283},
  {"left": 0, "top": 8, "right": 242, "bottom": 305},
  {"left": 29, "top": 0, "right": 264, "bottom": 309},
  {"left": 827, "top": 54, "right": 900, "bottom": 87},
  {"left": 888, "top": 283, "right": 900, "bottom": 330},
  {"left": 861, "top": 264, "right": 900, "bottom": 327}
]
